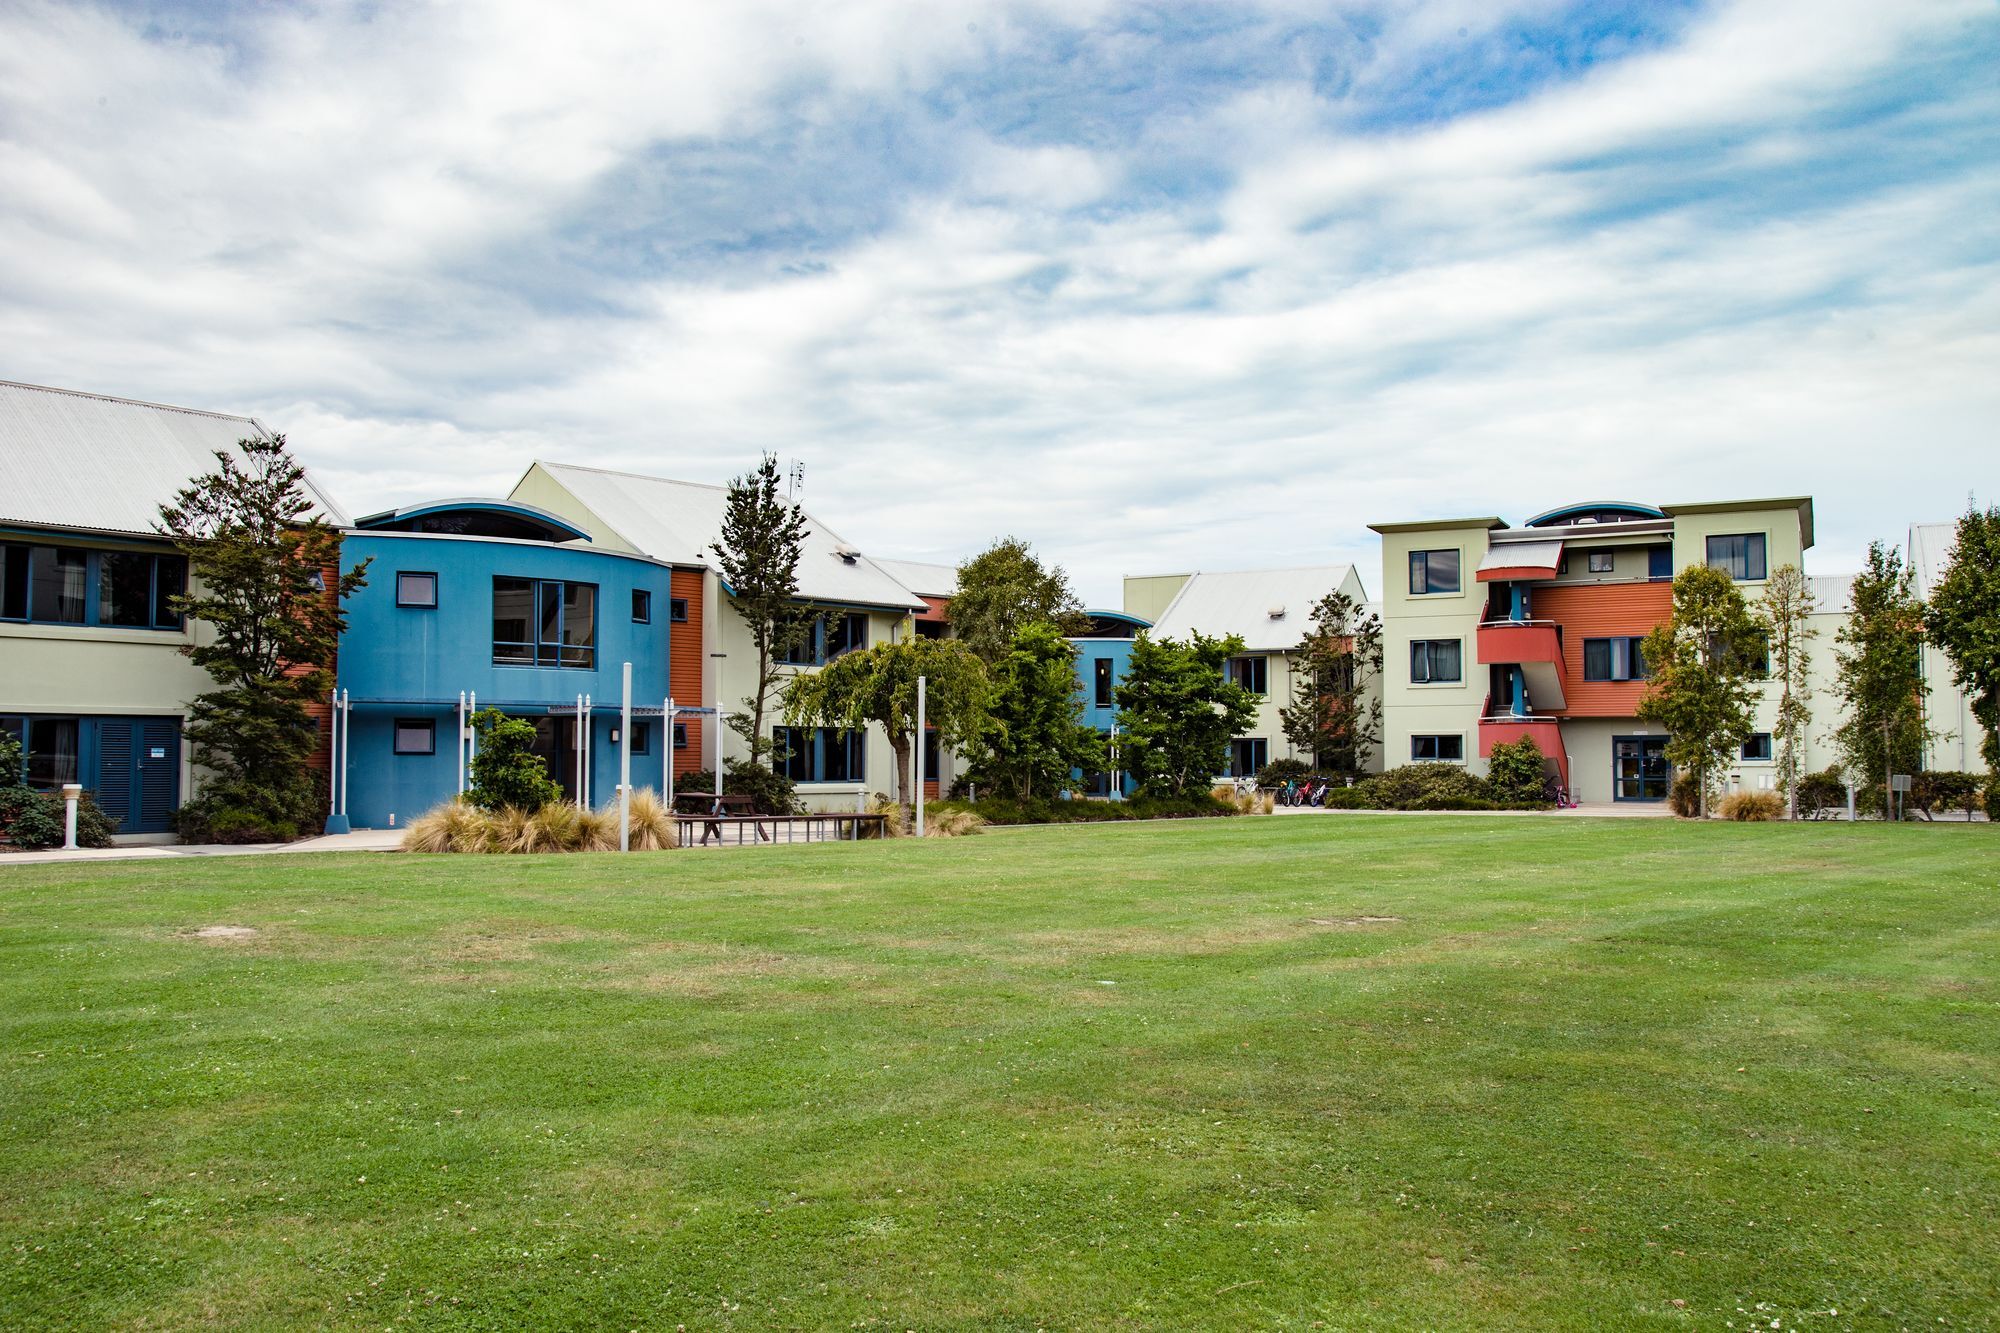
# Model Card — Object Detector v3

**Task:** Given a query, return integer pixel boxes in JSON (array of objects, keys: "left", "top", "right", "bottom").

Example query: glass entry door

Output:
[{"left": 1613, "top": 736, "right": 1669, "bottom": 801}]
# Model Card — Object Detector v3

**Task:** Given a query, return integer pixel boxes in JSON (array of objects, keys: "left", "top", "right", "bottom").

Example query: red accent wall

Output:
[
  {"left": 671, "top": 569, "right": 706, "bottom": 778},
  {"left": 1534, "top": 581, "right": 1672, "bottom": 718}
]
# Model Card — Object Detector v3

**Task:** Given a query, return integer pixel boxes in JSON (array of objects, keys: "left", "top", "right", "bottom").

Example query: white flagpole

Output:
[
  {"left": 665, "top": 696, "right": 675, "bottom": 808},
  {"left": 619, "top": 663, "right": 632, "bottom": 852},
  {"left": 915, "top": 675, "right": 926, "bottom": 838}
]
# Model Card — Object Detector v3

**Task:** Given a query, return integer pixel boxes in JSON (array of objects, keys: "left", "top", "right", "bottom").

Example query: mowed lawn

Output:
[{"left": 1, "top": 818, "right": 1996, "bottom": 1330}]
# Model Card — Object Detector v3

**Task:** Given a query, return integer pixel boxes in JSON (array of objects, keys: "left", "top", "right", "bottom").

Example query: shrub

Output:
[
  {"left": 1362, "top": 764, "right": 1493, "bottom": 810},
  {"left": 1254, "top": 758, "right": 1312, "bottom": 787},
  {"left": 401, "top": 799, "right": 492, "bottom": 854},
  {"left": 1319, "top": 785, "right": 1375, "bottom": 809},
  {"left": 468, "top": 710, "right": 560, "bottom": 814},
  {"left": 933, "top": 792, "right": 1238, "bottom": 826},
  {"left": 1668, "top": 772, "right": 1705, "bottom": 818},
  {"left": 1796, "top": 769, "right": 1846, "bottom": 819},
  {"left": 1718, "top": 790, "right": 1784, "bottom": 821},
  {"left": 1909, "top": 770, "right": 1982, "bottom": 820},
  {"left": 680, "top": 760, "right": 801, "bottom": 815},
  {"left": 0, "top": 786, "right": 120, "bottom": 849},
  {"left": 1485, "top": 737, "right": 1550, "bottom": 807}
]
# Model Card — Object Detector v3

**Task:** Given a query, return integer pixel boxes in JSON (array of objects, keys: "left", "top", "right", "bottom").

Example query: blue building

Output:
[
  {"left": 1069, "top": 610, "right": 1150, "bottom": 798},
  {"left": 333, "top": 499, "right": 706, "bottom": 830}
]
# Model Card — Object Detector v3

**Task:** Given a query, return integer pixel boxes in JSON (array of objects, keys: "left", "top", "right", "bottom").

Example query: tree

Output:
[
  {"left": 949, "top": 537, "right": 1089, "bottom": 665},
  {"left": 466, "top": 710, "right": 561, "bottom": 812},
  {"left": 1278, "top": 589, "right": 1383, "bottom": 772},
  {"left": 975, "top": 622, "right": 1106, "bottom": 801},
  {"left": 1834, "top": 541, "right": 1928, "bottom": 819},
  {"left": 711, "top": 454, "right": 812, "bottom": 765},
  {"left": 156, "top": 434, "right": 369, "bottom": 841},
  {"left": 1924, "top": 502, "right": 2000, "bottom": 807},
  {"left": 783, "top": 633, "right": 990, "bottom": 807},
  {"left": 1758, "top": 564, "right": 1817, "bottom": 819},
  {"left": 1114, "top": 631, "right": 1259, "bottom": 797},
  {"left": 1635, "top": 565, "right": 1763, "bottom": 818}
]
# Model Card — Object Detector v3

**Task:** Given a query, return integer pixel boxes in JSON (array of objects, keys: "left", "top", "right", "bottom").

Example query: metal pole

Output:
[
  {"left": 456, "top": 691, "right": 466, "bottom": 796},
  {"left": 619, "top": 663, "right": 632, "bottom": 852},
  {"left": 1111, "top": 721, "right": 1120, "bottom": 800},
  {"left": 339, "top": 690, "right": 350, "bottom": 818},
  {"left": 665, "top": 696, "right": 675, "bottom": 808},
  {"left": 915, "top": 675, "right": 926, "bottom": 838},
  {"left": 584, "top": 694, "right": 593, "bottom": 806},
  {"left": 467, "top": 691, "right": 477, "bottom": 767},
  {"left": 574, "top": 694, "right": 584, "bottom": 802},
  {"left": 329, "top": 688, "right": 340, "bottom": 819}
]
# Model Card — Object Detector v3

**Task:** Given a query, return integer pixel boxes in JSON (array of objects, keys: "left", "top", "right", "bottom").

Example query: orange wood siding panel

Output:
[
  {"left": 1534, "top": 581, "right": 1672, "bottom": 717},
  {"left": 670, "top": 569, "right": 705, "bottom": 778}
]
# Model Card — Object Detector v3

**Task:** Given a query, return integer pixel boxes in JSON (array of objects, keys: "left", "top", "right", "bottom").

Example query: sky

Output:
[{"left": 1, "top": 0, "right": 1995, "bottom": 605}]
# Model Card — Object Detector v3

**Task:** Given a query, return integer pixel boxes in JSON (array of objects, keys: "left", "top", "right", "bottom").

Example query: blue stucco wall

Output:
[
  {"left": 1070, "top": 637, "right": 1139, "bottom": 799},
  {"left": 336, "top": 531, "right": 679, "bottom": 829}
]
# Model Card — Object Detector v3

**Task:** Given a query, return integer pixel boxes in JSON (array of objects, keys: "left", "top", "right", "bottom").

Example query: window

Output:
[
  {"left": 393, "top": 719, "right": 435, "bottom": 755},
  {"left": 396, "top": 572, "right": 438, "bottom": 608},
  {"left": 492, "top": 578, "right": 596, "bottom": 668},
  {"left": 1409, "top": 548, "right": 1461, "bottom": 595},
  {"left": 632, "top": 589, "right": 652, "bottom": 624},
  {"left": 629, "top": 721, "right": 652, "bottom": 755},
  {"left": 1706, "top": 533, "right": 1767, "bottom": 581},
  {"left": 780, "top": 611, "right": 869, "bottom": 666},
  {"left": 25, "top": 718, "right": 80, "bottom": 786},
  {"left": 1741, "top": 733, "right": 1773, "bottom": 761},
  {"left": 1648, "top": 545, "right": 1673, "bottom": 580},
  {"left": 1586, "top": 550, "right": 1616, "bottom": 574},
  {"left": 1409, "top": 639, "right": 1462, "bottom": 684},
  {"left": 1582, "top": 637, "right": 1649, "bottom": 682},
  {"left": 1093, "top": 658, "right": 1113, "bottom": 708},
  {"left": 1229, "top": 738, "right": 1268, "bottom": 778},
  {"left": 673, "top": 722, "right": 689, "bottom": 750},
  {"left": 772, "top": 726, "right": 866, "bottom": 782},
  {"left": 1412, "top": 734, "right": 1465, "bottom": 762},
  {"left": 923, "top": 730, "right": 941, "bottom": 784},
  {"left": 1, "top": 544, "right": 185, "bottom": 630},
  {"left": 1231, "top": 656, "right": 1268, "bottom": 695},
  {"left": 669, "top": 597, "right": 689, "bottom": 624}
]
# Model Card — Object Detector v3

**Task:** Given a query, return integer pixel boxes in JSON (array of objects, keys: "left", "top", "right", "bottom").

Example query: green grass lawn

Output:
[{"left": 1, "top": 817, "right": 1996, "bottom": 1330}]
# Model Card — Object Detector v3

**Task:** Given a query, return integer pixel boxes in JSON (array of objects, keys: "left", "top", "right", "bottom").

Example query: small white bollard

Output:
[{"left": 61, "top": 783, "right": 82, "bottom": 850}]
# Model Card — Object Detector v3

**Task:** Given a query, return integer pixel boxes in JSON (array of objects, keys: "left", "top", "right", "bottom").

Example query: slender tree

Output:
[
  {"left": 949, "top": 537, "right": 1089, "bottom": 665},
  {"left": 1278, "top": 589, "right": 1383, "bottom": 773},
  {"left": 1758, "top": 564, "right": 1817, "bottom": 819},
  {"left": 156, "top": 434, "right": 369, "bottom": 840},
  {"left": 1635, "top": 565, "right": 1763, "bottom": 817},
  {"left": 1114, "top": 631, "right": 1259, "bottom": 797},
  {"left": 1923, "top": 502, "right": 2000, "bottom": 809},
  {"left": 710, "top": 455, "right": 812, "bottom": 764},
  {"left": 975, "top": 622, "right": 1106, "bottom": 801},
  {"left": 782, "top": 633, "right": 990, "bottom": 808},
  {"left": 1834, "top": 542, "right": 1928, "bottom": 819}
]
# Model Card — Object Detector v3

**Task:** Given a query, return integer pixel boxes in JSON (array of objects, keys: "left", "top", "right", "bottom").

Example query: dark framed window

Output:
[
  {"left": 1586, "top": 550, "right": 1616, "bottom": 574},
  {"left": 1093, "top": 658, "right": 1113, "bottom": 707},
  {"left": 629, "top": 721, "right": 652, "bottom": 755},
  {"left": 632, "top": 589, "right": 652, "bottom": 624},
  {"left": 1229, "top": 737, "right": 1267, "bottom": 778},
  {"left": 396, "top": 571, "right": 438, "bottom": 608},
  {"left": 1231, "top": 656, "right": 1268, "bottom": 695},
  {"left": 1, "top": 543, "right": 185, "bottom": 630},
  {"left": 672, "top": 722, "right": 689, "bottom": 750},
  {"left": 1408, "top": 548, "right": 1461, "bottom": 595},
  {"left": 922, "top": 729, "right": 941, "bottom": 784},
  {"left": 1409, "top": 639, "right": 1462, "bottom": 684},
  {"left": 771, "top": 726, "right": 866, "bottom": 782},
  {"left": 492, "top": 577, "right": 597, "bottom": 668},
  {"left": 1582, "top": 637, "right": 1649, "bottom": 682},
  {"left": 1412, "top": 734, "right": 1465, "bottom": 762},
  {"left": 670, "top": 597, "right": 689, "bottom": 624},
  {"left": 25, "top": 717, "right": 80, "bottom": 786},
  {"left": 1648, "top": 545, "right": 1673, "bottom": 579},
  {"left": 1705, "top": 533, "right": 1767, "bottom": 581},
  {"left": 393, "top": 719, "right": 435, "bottom": 755},
  {"left": 779, "top": 611, "right": 869, "bottom": 666},
  {"left": 1741, "top": 733, "right": 1773, "bottom": 761}
]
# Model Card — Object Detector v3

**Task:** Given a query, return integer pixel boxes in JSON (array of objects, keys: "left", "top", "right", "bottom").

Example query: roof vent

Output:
[
  {"left": 834, "top": 545, "right": 861, "bottom": 565},
  {"left": 1267, "top": 604, "right": 1286, "bottom": 620}
]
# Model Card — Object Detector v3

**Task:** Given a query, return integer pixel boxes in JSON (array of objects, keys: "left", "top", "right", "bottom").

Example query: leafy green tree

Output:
[
  {"left": 1835, "top": 542, "right": 1928, "bottom": 818},
  {"left": 1636, "top": 565, "right": 1763, "bottom": 817},
  {"left": 975, "top": 622, "right": 1106, "bottom": 801},
  {"left": 156, "top": 434, "right": 369, "bottom": 841},
  {"left": 949, "top": 537, "right": 1088, "bottom": 665},
  {"left": 1485, "top": 735, "right": 1549, "bottom": 806},
  {"left": 466, "top": 709, "right": 561, "bottom": 813},
  {"left": 1923, "top": 502, "right": 2000, "bottom": 807},
  {"left": 1278, "top": 589, "right": 1383, "bottom": 772},
  {"left": 711, "top": 454, "right": 812, "bottom": 764},
  {"left": 783, "top": 633, "right": 990, "bottom": 807},
  {"left": 1758, "top": 564, "right": 1817, "bottom": 819},
  {"left": 1114, "top": 632, "right": 1259, "bottom": 796}
]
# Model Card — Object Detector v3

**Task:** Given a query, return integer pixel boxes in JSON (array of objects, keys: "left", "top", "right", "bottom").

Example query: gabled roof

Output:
[
  {"left": 873, "top": 558, "right": 959, "bottom": 599},
  {"left": 526, "top": 462, "right": 925, "bottom": 610},
  {"left": 1147, "top": 564, "right": 1367, "bottom": 653},
  {"left": 0, "top": 380, "right": 349, "bottom": 537}
]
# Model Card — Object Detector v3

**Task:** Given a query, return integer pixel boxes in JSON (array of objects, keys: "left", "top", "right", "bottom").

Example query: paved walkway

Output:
[
  {"left": 0, "top": 828, "right": 404, "bottom": 866},
  {"left": 1269, "top": 801, "right": 1667, "bottom": 819}
]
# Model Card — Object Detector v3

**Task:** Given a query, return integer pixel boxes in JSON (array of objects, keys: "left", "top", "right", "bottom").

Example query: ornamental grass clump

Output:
[
  {"left": 923, "top": 807, "right": 986, "bottom": 838},
  {"left": 400, "top": 799, "right": 491, "bottom": 854},
  {"left": 623, "top": 787, "right": 679, "bottom": 850},
  {"left": 1718, "top": 790, "right": 1784, "bottom": 821}
]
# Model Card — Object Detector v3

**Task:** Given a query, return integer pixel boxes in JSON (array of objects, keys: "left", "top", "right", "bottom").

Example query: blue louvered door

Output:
[
  {"left": 137, "top": 721, "right": 180, "bottom": 832},
  {"left": 94, "top": 721, "right": 135, "bottom": 831},
  {"left": 87, "top": 718, "right": 181, "bottom": 834}
]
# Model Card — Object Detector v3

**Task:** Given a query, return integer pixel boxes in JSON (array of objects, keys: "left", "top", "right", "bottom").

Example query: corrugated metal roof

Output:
[
  {"left": 1147, "top": 565, "right": 1366, "bottom": 652},
  {"left": 1808, "top": 574, "right": 1854, "bottom": 614},
  {"left": 1478, "top": 539, "right": 1564, "bottom": 571},
  {"left": 532, "top": 462, "right": 925, "bottom": 610},
  {"left": 1908, "top": 522, "right": 1957, "bottom": 599},
  {"left": 0, "top": 380, "right": 348, "bottom": 536},
  {"left": 872, "top": 558, "right": 959, "bottom": 598}
]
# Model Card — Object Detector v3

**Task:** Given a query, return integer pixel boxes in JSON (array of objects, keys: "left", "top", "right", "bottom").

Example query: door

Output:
[
  {"left": 529, "top": 715, "right": 581, "bottom": 802},
  {"left": 1613, "top": 736, "right": 1669, "bottom": 801},
  {"left": 90, "top": 718, "right": 181, "bottom": 834}
]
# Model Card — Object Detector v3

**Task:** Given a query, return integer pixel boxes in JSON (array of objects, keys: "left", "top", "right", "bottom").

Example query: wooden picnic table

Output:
[{"left": 671, "top": 810, "right": 890, "bottom": 846}]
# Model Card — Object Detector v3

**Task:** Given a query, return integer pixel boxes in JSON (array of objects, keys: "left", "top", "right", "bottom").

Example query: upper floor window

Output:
[
  {"left": 396, "top": 572, "right": 438, "bottom": 608},
  {"left": 1410, "top": 639, "right": 1462, "bottom": 684},
  {"left": 1583, "top": 636, "right": 1649, "bottom": 682},
  {"left": 780, "top": 611, "right": 869, "bottom": 666},
  {"left": 632, "top": 589, "right": 652, "bottom": 623},
  {"left": 772, "top": 726, "right": 867, "bottom": 783},
  {"left": 1230, "top": 655, "right": 1268, "bottom": 695},
  {"left": 1586, "top": 550, "right": 1616, "bottom": 574},
  {"left": 1093, "top": 658, "right": 1113, "bottom": 708},
  {"left": 0, "top": 543, "right": 186, "bottom": 631},
  {"left": 492, "top": 577, "right": 596, "bottom": 669},
  {"left": 669, "top": 597, "right": 689, "bottom": 624},
  {"left": 1648, "top": 545, "right": 1673, "bottom": 580},
  {"left": 1409, "top": 549, "right": 1461, "bottom": 595},
  {"left": 1741, "top": 732, "right": 1773, "bottom": 761},
  {"left": 1706, "top": 533, "right": 1767, "bottom": 581}
]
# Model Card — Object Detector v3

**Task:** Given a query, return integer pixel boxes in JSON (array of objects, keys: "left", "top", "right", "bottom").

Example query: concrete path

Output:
[{"left": 1, "top": 828, "right": 404, "bottom": 866}]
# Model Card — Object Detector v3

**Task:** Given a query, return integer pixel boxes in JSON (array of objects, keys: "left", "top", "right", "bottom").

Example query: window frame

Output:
[
  {"left": 392, "top": 718, "right": 436, "bottom": 756},
  {"left": 632, "top": 589, "right": 652, "bottom": 624},
  {"left": 1229, "top": 737, "right": 1268, "bottom": 778},
  {"left": 1740, "top": 732, "right": 1774, "bottom": 762},
  {"left": 1581, "top": 636, "right": 1649, "bottom": 682},
  {"left": 1231, "top": 655, "right": 1268, "bottom": 695},
  {"left": 1409, "top": 638, "right": 1463, "bottom": 685},
  {"left": 629, "top": 720, "right": 652, "bottom": 755},
  {"left": 1, "top": 542, "right": 186, "bottom": 631},
  {"left": 1408, "top": 548, "right": 1462, "bottom": 596},
  {"left": 1586, "top": 550, "right": 1616, "bottom": 574},
  {"left": 491, "top": 576, "right": 598, "bottom": 670},
  {"left": 1705, "top": 532, "right": 1768, "bottom": 582},
  {"left": 1093, "top": 657, "right": 1113, "bottom": 708},
  {"left": 669, "top": 596, "right": 689, "bottom": 624},
  {"left": 395, "top": 571, "right": 439, "bottom": 609},
  {"left": 1411, "top": 733, "right": 1466, "bottom": 763},
  {"left": 771, "top": 725, "right": 867, "bottom": 783}
]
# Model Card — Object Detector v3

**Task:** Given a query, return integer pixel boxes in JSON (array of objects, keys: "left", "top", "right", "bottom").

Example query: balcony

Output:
[
  {"left": 1477, "top": 708, "right": 1570, "bottom": 792},
  {"left": 1476, "top": 618, "right": 1567, "bottom": 711}
]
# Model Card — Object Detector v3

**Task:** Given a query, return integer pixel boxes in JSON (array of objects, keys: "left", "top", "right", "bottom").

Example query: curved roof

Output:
[
  {"left": 1522, "top": 501, "right": 1665, "bottom": 528},
  {"left": 352, "top": 498, "right": 591, "bottom": 543}
]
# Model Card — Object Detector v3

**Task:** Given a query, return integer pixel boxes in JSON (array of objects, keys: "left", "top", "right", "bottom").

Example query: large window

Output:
[
  {"left": 1706, "top": 533, "right": 1767, "bottom": 581},
  {"left": 1408, "top": 548, "right": 1461, "bottom": 595},
  {"left": 1412, "top": 734, "right": 1465, "bottom": 762},
  {"left": 780, "top": 611, "right": 870, "bottom": 666},
  {"left": 1582, "top": 636, "right": 1649, "bottom": 682},
  {"left": 1229, "top": 737, "right": 1268, "bottom": 778},
  {"left": 1409, "top": 639, "right": 1462, "bottom": 684},
  {"left": 1093, "top": 658, "right": 1113, "bottom": 707},
  {"left": 26, "top": 718, "right": 80, "bottom": 786},
  {"left": 492, "top": 577, "right": 597, "bottom": 668},
  {"left": 772, "top": 726, "right": 867, "bottom": 783},
  {"left": 1, "top": 543, "right": 184, "bottom": 630},
  {"left": 1230, "top": 656, "right": 1268, "bottom": 695}
]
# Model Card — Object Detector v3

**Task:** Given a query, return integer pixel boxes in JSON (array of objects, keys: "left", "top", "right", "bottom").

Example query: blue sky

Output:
[{"left": 1, "top": 0, "right": 1994, "bottom": 602}]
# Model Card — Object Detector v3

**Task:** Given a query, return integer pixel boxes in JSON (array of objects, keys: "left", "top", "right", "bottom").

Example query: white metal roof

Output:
[
  {"left": 1908, "top": 522, "right": 1957, "bottom": 599},
  {"left": 0, "top": 380, "right": 349, "bottom": 536},
  {"left": 872, "top": 558, "right": 959, "bottom": 599},
  {"left": 1807, "top": 574, "right": 1854, "bottom": 615},
  {"left": 1478, "top": 539, "right": 1564, "bottom": 571},
  {"left": 529, "top": 462, "right": 925, "bottom": 610},
  {"left": 1147, "top": 565, "right": 1368, "bottom": 652}
]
